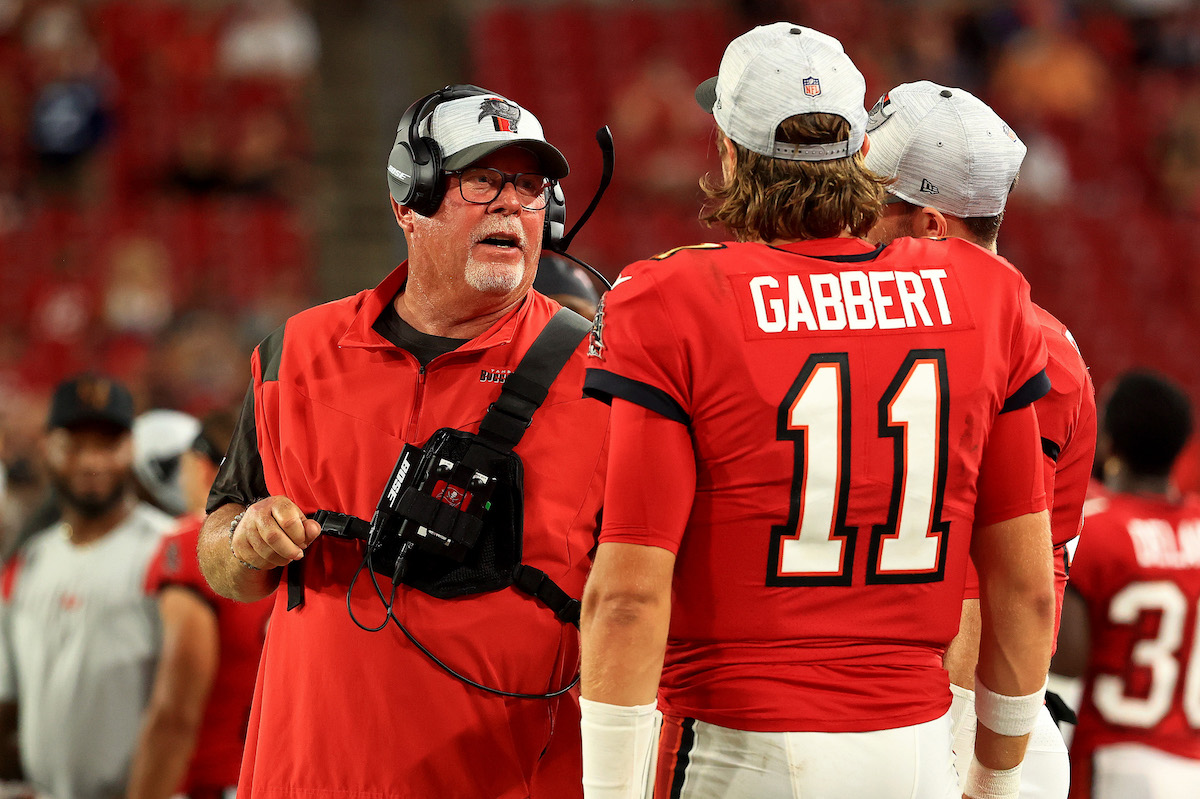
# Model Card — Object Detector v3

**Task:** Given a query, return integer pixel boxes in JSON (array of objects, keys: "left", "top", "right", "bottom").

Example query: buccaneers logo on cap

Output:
[
  {"left": 866, "top": 93, "right": 894, "bottom": 132},
  {"left": 479, "top": 97, "right": 520, "bottom": 133}
]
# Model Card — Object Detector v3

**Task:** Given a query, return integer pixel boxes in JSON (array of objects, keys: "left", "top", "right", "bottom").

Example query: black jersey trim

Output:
[
  {"left": 259, "top": 323, "right": 287, "bottom": 383},
  {"left": 583, "top": 370, "right": 689, "bottom": 425},
  {"left": 1000, "top": 369, "right": 1051, "bottom": 414},
  {"left": 1042, "top": 437, "right": 1062, "bottom": 463},
  {"left": 766, "top": 243, "right": 886, "bottom": 262}
]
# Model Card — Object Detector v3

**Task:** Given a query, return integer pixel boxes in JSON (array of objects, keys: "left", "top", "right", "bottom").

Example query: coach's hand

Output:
[
  {"left": 199, "top": 498, "right": 323, "bottom": 602},
  {"left": 231, "top": 496, "right": 323, "bottom": 570}
]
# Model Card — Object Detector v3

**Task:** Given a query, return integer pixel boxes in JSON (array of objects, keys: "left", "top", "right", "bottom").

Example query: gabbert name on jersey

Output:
[{"left": 746, "top": 268, "right": 955, "bottom": 334}]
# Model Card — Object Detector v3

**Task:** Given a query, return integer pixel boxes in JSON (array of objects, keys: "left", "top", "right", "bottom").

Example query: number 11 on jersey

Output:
[{"left": 767, "top": 350, "right": 951, "bottom": 587}]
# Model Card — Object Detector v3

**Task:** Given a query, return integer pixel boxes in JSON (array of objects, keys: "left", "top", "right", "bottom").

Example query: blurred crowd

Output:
[{"left": 0, "top": 0, "right": 318, "bottom": 550}]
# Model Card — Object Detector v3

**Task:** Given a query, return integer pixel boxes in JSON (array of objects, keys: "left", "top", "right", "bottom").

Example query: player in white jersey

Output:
[{"left": 0, "top": 375, "right": 173, "bottom": 799}]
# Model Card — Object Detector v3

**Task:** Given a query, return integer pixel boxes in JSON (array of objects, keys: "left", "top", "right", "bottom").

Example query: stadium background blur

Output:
[{"left": 0, "top": 0, "right": 1198, "bottom": 546}]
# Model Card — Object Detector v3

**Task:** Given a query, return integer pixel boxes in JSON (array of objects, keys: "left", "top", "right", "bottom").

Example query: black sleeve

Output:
[
  {"left": 206, "top": 383, "right": 269, "bottom": 513},
  {"left": 582, "top": 369, "right": 690, "bottom": 425}
]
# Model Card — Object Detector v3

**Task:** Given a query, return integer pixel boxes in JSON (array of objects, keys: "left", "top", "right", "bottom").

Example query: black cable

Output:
[
  {"left": 345, "top": 544, "right": 580, "bottom": 699},
  {"left": 346, "top": 547, "right": 395, "bottom": 633},
  {"left": 556, "top": 249, "right": 613, "bottom": 292},
  {"left": 386, "top": 611, "right": 580, "bottom": 699}
]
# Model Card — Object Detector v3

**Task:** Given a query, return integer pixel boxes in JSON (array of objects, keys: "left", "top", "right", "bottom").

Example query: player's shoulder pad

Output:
[{"left": 650, "top": 242, "right": 726, "bottom": 261}]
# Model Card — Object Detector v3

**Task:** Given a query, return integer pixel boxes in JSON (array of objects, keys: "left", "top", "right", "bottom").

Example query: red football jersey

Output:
[
  {"left": 145, "top": 516, "right": 272, "bottom": 793},
  {"left": 1067, "top": 492, "right": 1200, "bottom": 797},
  {"left": 962, "top": 305, "right": 1097, "bottom": 645},
  {"left": 585, "top": 236, "right": 1049, "bottom": 732}
]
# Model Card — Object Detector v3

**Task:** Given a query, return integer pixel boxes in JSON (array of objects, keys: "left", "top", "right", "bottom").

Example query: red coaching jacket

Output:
[{"left": 224, "top": 263, "right": 609, "bottom": 799}]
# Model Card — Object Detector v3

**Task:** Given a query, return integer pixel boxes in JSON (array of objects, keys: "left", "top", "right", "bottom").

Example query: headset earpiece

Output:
[
  {"left": 544, "top": 182, "right": 566, "bottom": 251},
  {"left": 387, "top": 85, "right": 492, "bottom": 217}
]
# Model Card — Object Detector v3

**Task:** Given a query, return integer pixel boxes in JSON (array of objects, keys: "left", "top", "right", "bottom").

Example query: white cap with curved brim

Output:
[
  {"left": 863, "top": 81, "right": 1027, "bottom": 218},
  {"left": 695, "top": 22, "right": 867, "bottom": 162},
  {"left": 425, "top": 94, "right": 569, "bottom": 179}
]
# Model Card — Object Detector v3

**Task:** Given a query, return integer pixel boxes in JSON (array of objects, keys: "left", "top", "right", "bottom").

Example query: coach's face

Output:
[{"left": 396, "top": 147, "right": 544, "bottom": 303}]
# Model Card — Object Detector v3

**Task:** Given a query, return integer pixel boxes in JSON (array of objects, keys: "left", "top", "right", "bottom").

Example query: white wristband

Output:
[
  {"left": 580, "top": 697, "right": 662, "bottom": 799},
  {"left": 963, "top": 756, "right": 1021, "bottom": 799},
  {"left": 973, "top": 677, "right": 1044, "bottom": 737}
]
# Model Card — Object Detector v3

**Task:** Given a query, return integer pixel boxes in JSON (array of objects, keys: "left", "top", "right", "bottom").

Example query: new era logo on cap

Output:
[{"left": 920, "top": 179, "right": 939, "bottom": 195}]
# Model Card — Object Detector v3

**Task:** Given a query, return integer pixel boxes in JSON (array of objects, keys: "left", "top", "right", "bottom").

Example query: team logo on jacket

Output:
[
  {"left": 803, "top": 77, "right": 821, "bottom": 97},
  {"left": 479, "top": 98, "right": 520, "bottom": 133},
  {"left": 588, "top": 295, "right": 606, "bottom": 360},
  {"left": 480, "top": 368, "right": 512, "bottom": 384}
]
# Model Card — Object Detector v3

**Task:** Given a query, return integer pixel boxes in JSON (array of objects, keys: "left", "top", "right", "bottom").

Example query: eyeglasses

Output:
[{"left": 451, "top": 167, "right": 553, "bottom": 210}]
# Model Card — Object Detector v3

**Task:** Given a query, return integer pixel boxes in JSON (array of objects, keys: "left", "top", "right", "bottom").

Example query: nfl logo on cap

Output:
[{"left": 803, "top": 77, "right": 821, "bottom": 97}]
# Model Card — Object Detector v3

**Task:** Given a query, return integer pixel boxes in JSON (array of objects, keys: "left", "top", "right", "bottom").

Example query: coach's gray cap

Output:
[
  {"left": 864, "top": 81, "right": 1027, "bottom": 218},
  {"left": 695, "top": 23, "right": 868, "bottom": 161},
  {"left": 429, "top": 94, "right": 568, "bottom": 178}
]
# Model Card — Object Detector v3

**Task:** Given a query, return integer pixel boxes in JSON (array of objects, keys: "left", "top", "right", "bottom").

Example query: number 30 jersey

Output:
[
  {"left": 1068, "top": 492, "right": 1200, "bottom": 792},
  {"left": 584, "top": 236, "right": 1049, "bottom": 732}
]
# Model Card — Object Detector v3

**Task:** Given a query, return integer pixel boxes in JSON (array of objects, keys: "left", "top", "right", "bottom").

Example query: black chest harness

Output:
[{"left": 284, "top": 309, "right": 592, "bottom": 697}]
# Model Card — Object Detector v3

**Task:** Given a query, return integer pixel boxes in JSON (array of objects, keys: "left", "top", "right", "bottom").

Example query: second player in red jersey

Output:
[
  {"left": 1057, "top": 371, "right": 1200, "bottom": 799},
  {"left": 864, "top": 81, "right": 1097, "bottom": 798}
]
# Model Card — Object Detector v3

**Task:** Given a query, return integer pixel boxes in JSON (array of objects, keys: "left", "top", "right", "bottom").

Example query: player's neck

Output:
[{"left": 760, "top": 230, "right": 859, "bottom": 246}]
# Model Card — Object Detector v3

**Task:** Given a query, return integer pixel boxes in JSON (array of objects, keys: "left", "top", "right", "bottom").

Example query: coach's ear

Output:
[
  {"left": 915, "top": 205, "right": 948, "bottom": 240},
  {"left": 392, "top": 197, "right": 416, "bottom": 234}
]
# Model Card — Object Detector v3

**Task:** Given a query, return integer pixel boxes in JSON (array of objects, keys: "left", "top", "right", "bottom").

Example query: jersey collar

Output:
[
  {"left": 338, "top": 261, "right": 528, "bottom": 352},
  {"left": 767, "top": 238, "right": 885, "bottom": 262}
]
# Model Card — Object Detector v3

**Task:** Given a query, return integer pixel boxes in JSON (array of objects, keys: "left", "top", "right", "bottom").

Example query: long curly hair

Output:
[{"left": 701, "top": 113, "right": 888, "bottom": 243}]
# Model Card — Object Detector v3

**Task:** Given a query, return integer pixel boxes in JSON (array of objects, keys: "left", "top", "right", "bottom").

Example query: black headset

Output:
[{"left": 387, "top": 84, "right": 566, "bottom": 249}]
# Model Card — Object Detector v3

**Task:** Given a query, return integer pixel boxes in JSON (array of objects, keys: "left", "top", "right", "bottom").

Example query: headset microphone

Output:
[{"left": 546, "top": 126, "right": 615, "bottom": 291}]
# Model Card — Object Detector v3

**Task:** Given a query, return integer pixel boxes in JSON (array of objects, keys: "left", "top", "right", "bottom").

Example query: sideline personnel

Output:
[
  {"left": 0, "top": 375, "right": 173, "bottom": 799},
  {"left": 198, "top": 85, "right": 609, "bottom": 799}
]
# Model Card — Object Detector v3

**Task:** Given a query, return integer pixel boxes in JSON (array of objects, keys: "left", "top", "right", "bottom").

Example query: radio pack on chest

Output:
[{"left": 292, "top": 308, "right": 592, "bottom": 628}]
